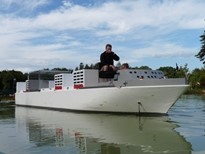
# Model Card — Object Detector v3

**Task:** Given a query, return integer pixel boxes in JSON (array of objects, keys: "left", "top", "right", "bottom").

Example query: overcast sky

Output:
[{"left": 0, "top": 0, "right": 205, "bottom": 72}]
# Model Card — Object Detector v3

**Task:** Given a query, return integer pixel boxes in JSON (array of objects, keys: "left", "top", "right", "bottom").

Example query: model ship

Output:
[{"left": 15, "top": 68, "right": 189, "bottom": 114}]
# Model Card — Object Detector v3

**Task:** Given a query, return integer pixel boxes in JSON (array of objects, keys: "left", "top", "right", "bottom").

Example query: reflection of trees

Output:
[
  {"left": 27, "top": 121, "right": 56, "bottom": 146},
  {"left": 101, "top": 144, "right": 120, "bottom": 154},
  {"left": 56, "top": 128, "right": 64, "bottom": 147},
  {"left": 0, "top": 107, "right": 15, "bottom": 119},
  {"left": 27, "top": 121, "right": 66, "bottom": 147}
]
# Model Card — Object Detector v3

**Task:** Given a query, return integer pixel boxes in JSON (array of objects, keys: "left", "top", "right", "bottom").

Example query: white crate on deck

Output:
[
  {"left": 49, "top": 80, "right": 54, "bottom": 88},
  {"left": 16, "top": 82, "right": 26, "bottom": 92},
  {"left": 73, "top": 69, "right": 98, "bottom": 87},
  {"left": 54, "top": 74, "right": 73, "bottom": 87}
]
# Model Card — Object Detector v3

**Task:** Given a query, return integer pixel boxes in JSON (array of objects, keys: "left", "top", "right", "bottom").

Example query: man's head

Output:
[{"left": 105, "top": 44, "right": 112, "bottom": 52}]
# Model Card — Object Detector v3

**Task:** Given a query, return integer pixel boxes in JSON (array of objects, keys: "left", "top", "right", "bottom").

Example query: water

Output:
[
  {"left": 168, "top": 95, "right": 205, "bottom": 154},
  {"left": 0, "top": 95, "right": 204, "bottom": 154}
]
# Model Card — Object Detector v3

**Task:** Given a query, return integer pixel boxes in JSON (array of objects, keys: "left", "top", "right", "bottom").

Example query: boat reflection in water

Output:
[{"left": 15, "top": 106, "right": 191, "bottom": 154}]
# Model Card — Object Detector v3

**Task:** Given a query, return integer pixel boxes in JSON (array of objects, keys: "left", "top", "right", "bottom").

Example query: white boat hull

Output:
[{"left": 15, "top": 85, "right": 188, "bottom": 114}]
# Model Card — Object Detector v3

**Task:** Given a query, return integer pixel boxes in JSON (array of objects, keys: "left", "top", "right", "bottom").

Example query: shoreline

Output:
[
  {"left": 0, "top": 96, "right": 15, "bottom": 106},
  {"left": 185, "top": 88, "right": 205, "bottom": 95}
]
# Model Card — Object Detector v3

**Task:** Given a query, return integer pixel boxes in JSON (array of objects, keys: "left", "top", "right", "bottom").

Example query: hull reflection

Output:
[{"left": 15, "top": 106, "right": 191, "bottom": 154}]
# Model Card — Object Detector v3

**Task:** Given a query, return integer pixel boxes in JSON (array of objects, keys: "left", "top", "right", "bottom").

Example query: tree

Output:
[
  {"left": 51, "top": 67, "right": 68, "bottom": 71},
  {"left": 158, "top": 64, "right": 188, "bottom": 78},
  {"left": 195, "top": 30, "right": 205, "bottom": 64},
  {"left": 189, "top": 68, "right": 205, "bottom": 89},
  {"left": 90, "top": 64, "right": 94, "bottom": 69},
  {"left": 75, "top": 67, "right": 78, "bottom": 71},
  {"left": 79, "top": 62, "right": 84, "bottom": 70},
  {"left": 158, "top": 66, "right": 176, "bottom": 78},
  {"left": 130, "top": 65, "right": 151, "bottom": 70},
  {"left": 139, "top": 66, "right": 152, "bottom": 70},
  {"left": 116, "top": 62, "right": 121, "bottom": 69},
  {"left": 84, "top": 64, "right": 90, "bottom": 69},
  {"left": 176, "top": 64, "right": 189, "bottom": 78},
  {"left": 0, "top": 70, "right": 26, "bottom": 95}
]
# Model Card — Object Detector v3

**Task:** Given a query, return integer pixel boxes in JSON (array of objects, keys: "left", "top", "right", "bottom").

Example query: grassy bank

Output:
[
  {"left": 185, "top": 88, "right": 205, "bottom": 95},
  {"left": 0, "top": 95, "right": 15, "bottom": 106}
]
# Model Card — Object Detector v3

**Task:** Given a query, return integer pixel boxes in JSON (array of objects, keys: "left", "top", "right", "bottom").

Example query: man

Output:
[{"left": 100, "top": 44, "right": 120, "bottom": 71}]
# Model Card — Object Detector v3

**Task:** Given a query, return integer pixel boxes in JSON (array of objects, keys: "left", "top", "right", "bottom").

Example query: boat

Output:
[
  {"left": 15, "top": 106, "right": 191, "bottom": 153},
  {"left": 15, "top": 68, "right": 189, "bottom": 114}
]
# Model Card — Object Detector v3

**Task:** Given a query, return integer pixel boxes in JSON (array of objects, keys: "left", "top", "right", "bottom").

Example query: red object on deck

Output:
[
  {"left": 55, "top": 85, "right": 62, "bottom": 90},
  {"left": 74, "top": 84, "right": 84, "bottom": 89}
]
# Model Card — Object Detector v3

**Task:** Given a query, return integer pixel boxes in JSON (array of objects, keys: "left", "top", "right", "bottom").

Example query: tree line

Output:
[{"left": 0, "top": 63, "right": 205, "bottom": 96}]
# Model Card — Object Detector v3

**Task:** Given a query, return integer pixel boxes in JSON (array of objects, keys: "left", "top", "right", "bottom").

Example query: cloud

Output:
[
  {"left": 131, "top": 43, "right": 195, "bottom": 59},
  {"left": 116, "top": 42, "right": 197, "bottom": 68},
  {"left": 1, "top": 0, "right": 205, "bottom": 35},
  {"left": 0, "top": 0, "right": 50, "bottom": 11},
  {"left": 0, "top": 0, "right": 205, "bottom": 72}
]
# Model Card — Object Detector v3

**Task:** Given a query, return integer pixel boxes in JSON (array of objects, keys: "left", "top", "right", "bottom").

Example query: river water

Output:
[{"left": 0, "top": 95, "right": 204, "bottom": 154}]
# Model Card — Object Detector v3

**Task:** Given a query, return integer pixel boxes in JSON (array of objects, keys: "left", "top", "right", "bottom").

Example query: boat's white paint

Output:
[
  {"left": 15, "top": 84, "right": 188, "bottom": 114},
  {"left": 15, "top": 69, "right": 189, "bottom": 114}
]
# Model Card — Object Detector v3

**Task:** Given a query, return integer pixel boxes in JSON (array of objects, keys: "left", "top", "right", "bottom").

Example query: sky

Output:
[{"left": 0, "top": 0, "right": 205, "bottom": 73}]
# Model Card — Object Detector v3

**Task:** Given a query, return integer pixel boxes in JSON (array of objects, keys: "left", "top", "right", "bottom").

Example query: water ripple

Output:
[{"left": 168, "top": 95, "right": 205, "bottom": 153}]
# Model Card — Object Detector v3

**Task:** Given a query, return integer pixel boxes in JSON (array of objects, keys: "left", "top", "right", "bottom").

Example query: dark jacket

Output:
[{"left": 100, "top": 51, "right": 120, "bottom": 67}]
